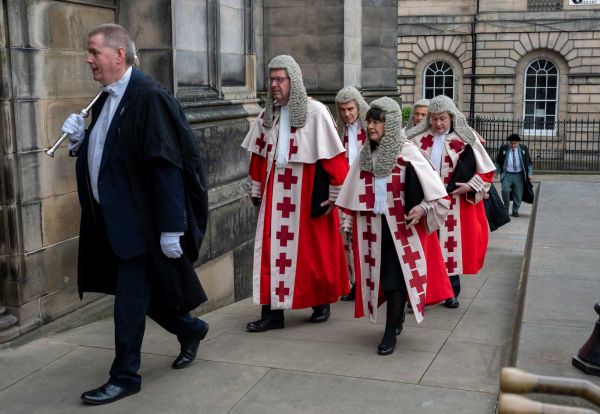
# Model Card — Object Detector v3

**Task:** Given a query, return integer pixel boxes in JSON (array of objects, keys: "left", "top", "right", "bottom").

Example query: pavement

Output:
[{"left": 0, "top": 175, "right": 599, "bottom": 414}]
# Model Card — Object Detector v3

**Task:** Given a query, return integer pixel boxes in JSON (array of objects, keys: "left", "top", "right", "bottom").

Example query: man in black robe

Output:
[{"left": 60, "top": 24, "right": 209, "bottom": 405}]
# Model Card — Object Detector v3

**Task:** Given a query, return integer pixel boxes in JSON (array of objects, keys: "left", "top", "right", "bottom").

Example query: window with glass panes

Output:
[
  {"left": 523, "top": 59, "right": 558, "bottom": 131},
  {"left": 423, "top": 61, "right": 454, "bottom": 100}
]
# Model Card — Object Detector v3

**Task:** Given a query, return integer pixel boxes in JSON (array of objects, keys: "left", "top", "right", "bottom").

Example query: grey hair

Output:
[
  {"left": 334, "top": 86, "right": 369, "bottom": 139},
  {"left": 360, "top": 97, "right": 406, "bottom": 177},
  {"left": 263, "top": 55, "right": 307, "bottom": 129},
  {"left": 88, "top": 24, "right": 139, "bottom": 67},
  {"left": 405, "top": 99, "right": 430, "bottom": 129},
  {"left": 405, "top": 95, "right": 477, "bottom": 145}
]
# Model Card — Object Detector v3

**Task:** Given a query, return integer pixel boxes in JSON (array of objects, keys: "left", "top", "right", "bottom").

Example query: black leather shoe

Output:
[
  {"left": 172, "top": 321, "right": 209, "bottom": 369},
  {"left": 81, "top": 383, "right": 139, "bottom": 405},
  {"left": 377, "top": 338, "right": 397, "bottom": 356},
  {"left": 340, "top": 285, "right": 356, "bottom": 301},
  {"left": 396, "top": 311, "right": 406, "bottom": 336},
  {"left": 309, "top": 306, "right": 330, "bottom": 323},
  {"left": 246, "top": 318, "right": 284, "bottom": 332},
  {"left": 444, "top": 297, "right": 460, "bottom": 308},
  {"left": 512, "top": 211, "right": 519, "bottom": 217}
]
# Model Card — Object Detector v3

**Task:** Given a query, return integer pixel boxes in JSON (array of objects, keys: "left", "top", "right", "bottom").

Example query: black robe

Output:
[{"left": 75, "top": 69, "right": 208, "bottom": 312}]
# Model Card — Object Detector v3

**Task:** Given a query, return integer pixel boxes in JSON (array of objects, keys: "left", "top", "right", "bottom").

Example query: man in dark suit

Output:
[
  {"left": 495, "top": 134, "right": 533, "bottom": 217},
  {"left": 60, "top": 24, "right": 209, "bottom": 405}
]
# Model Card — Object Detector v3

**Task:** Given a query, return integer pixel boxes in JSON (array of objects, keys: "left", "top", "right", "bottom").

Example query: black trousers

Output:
[
  {"left": 449, "top": 274, "right": 461, "bottom": 297},
  {"left": 109, "top": 255, "right": 203, "bottom": 390},
  {"left": 260, "top": 303, "right": 330, "bottom": 321}
]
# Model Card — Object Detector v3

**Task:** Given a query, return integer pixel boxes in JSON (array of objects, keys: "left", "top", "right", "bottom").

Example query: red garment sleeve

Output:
[
  {"left": 477, "top": 170, "right": 494, "bottom": 183},
  {"left": 320, "top": 153, "right": 349, "bottom": 186},
  {"left": 248, "top": 153, "right": 267, "bottom": 197}
]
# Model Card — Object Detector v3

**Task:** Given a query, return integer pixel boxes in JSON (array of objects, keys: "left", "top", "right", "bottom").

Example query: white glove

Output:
[
  {"left": 160, "top": 232, "right": 183, "bottom": 259},
  {"left": 61, "top": 114, "right": 85, "bottom": 150}
]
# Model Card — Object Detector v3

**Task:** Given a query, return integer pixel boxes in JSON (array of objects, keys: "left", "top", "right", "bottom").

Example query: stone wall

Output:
[
  {"left": 397, "top": 3, "right": 600, "bottom": 120},
  {"left": 0, "top": 0, "right": 401, "bottom": 342},
  {"left": 0, "top": 0, "right": 261, "bottom": 342}
]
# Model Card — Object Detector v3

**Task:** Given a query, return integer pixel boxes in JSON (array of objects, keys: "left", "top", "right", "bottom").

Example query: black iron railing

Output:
[{"left": 468, "top": 117, "right": 600, "bottom": 172}]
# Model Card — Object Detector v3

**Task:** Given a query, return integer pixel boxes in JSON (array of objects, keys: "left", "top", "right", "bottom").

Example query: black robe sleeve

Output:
[{"left": 445, "top": 144, "right": 476, "bottom": 194}]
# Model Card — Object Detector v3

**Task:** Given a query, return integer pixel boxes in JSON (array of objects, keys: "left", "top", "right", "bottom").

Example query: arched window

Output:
[
  {"left": 523, "top": 59, "right": 558, "bottom": 132},
  {"left": 423, "top": 61, "right": 454, "bottom": 100}
]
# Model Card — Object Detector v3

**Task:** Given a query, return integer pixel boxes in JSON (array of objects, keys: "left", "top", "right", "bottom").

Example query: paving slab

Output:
[
  {"left": 0, "top": 346, "right": 269, "bottom": 414},
  {"left": 523, "top": 276, "right": 600, "bottom": 328},
  {"left": 0, "top": 339, "right": 78, "bottom": 391},
  {"left": 516, "top": 322, "right": 600, "bottom": 385},
  {"left": 420, "top": 340, "right": 505, "bottom": 393},
  {"left": 198, "top": 329, "right": 437, "bottom": 384},
  {"left": 228, "top": 368, "right": 497, "bottom": 414}
]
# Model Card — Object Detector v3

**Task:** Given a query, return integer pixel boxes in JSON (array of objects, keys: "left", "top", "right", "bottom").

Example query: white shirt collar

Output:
[{"left": 103, "top": 66, "right": 132, "bottom": 97}]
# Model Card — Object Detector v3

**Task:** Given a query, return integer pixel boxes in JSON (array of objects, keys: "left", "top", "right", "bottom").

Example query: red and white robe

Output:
[
  {"left": 411, "top": 130, "right": 496, "bottom": 276},
  {"left": 340, "top": 126, "right": 367, "bottom": 284},
  {"left": 241, "top": 98, "right": 350, "bottom": 309},
  {"left": 336, "top": 142, "right": 453, "bottom": 323}
]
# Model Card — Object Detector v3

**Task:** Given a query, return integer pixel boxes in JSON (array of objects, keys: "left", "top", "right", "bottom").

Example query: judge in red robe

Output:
[
  {"left": 336, "top": 97, "right": 453, "bottom": 356},
  {"left": 241, "top": 55, "right": 349, "bottom": 332},
  {"left": 406, "top": 95, "right": 496, "bottom": 309},
  {"left": 334, "top": 86, "right": 369, "bottom": 301}
]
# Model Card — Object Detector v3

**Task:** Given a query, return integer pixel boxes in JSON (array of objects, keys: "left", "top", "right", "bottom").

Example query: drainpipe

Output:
[{"left": 469, "top": 0, "right": 480, "bottom": 120}]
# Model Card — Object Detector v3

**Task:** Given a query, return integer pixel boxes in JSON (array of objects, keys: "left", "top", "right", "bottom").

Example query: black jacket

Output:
[{"left": 75, "top": 68, "right": 208, "bottom": 311}]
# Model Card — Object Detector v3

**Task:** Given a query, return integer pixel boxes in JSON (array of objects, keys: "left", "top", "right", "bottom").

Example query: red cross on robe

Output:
[
  {"left": 275, "top": 281, "right": 290, "bottom": 302},
  {"left": 420, "top": 134, "right": 434, "bottom": 150},
  {"left": 277, "top": 168, "right": 298, "bottom": 190},
  {"left": 276, "top": 196, "right": 296, "bottom": 218}
]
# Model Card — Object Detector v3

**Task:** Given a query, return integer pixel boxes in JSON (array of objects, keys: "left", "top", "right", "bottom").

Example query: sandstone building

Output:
[{"left": 0, "top": 0, "right": 398, "bottom": 342}]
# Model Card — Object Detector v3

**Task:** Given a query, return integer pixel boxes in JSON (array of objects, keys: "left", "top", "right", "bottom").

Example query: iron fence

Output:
[{"left": 468, "top": 117, "right": 600, "bottom": 173}]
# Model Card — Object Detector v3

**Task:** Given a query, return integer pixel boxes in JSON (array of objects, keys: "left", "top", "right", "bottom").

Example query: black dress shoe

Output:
[
  {"left": 246, "top": 318, "right": 284, "bottom": 332},
  {"left": 309, "top": 306, "right": 330, "bottom": 323},
  {"left": 512, "top": 211, "right": 519, "bottom": 217},
  {"left": 173, "top": 321, "right": 210, "bottom": 369},
  {"left": 377, "top": 338, "right": 397, "bottom": 355},
  {"left": 396, "top": 311, "right": 406, "bottom": 336},
  {"left": 444, "top": 297, "right": 460, "bottom": 308},
  {"left": 340, "top": 285, "right": 356, "bottom": 301},
  {"left": 81, "top": 383, "right": 139, "bottom": 405}
]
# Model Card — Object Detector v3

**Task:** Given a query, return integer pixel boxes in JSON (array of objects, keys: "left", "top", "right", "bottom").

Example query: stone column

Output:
[
  {"left": 0, "top": 304, "right": 18, "bottom": 343},
  {"left": 361, "top": 0, "right": 400, "bottom": 101},
  {"left": 262, "top": 0, "right": 399, "bottom": 105}
]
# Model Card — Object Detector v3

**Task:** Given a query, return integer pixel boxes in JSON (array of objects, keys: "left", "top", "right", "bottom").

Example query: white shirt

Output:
[
  {"left": 275, "top": 105, "right": 290, "bottom": 169},
  {"left": 507, "top": 146, "right": 523, "bottom": 173},
  {"left": 430, "top": 129, "right": 449, "bottom": 173},
  {"left": 88, "top": 66, "right": 132, "bottom": 203},
  {"left": 346, "top": 121, "right": 359, "bottom": 166}
]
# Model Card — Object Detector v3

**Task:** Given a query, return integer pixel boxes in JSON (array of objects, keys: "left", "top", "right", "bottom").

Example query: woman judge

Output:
[{"left": 336, "top": 97, "right": 453, "bottom": 355}]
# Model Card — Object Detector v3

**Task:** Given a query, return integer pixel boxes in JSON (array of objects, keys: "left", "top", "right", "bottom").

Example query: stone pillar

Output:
[
  {"left": 361, "top": 0, "right": 400, "bottom": 101},
  {"left": 0, "top": 0, "right": 113, "bottom": 342},
  {"left": 262, "top": 0, "right": 399, "bottom": 105},
  {"left": 0, "top": 0, "right": 262, "bottom": 342},
  {"left": 0, "top": 304, "right": 18, "bottom": 343}
]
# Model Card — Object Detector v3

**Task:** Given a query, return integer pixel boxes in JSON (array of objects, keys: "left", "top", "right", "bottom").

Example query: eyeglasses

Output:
[{"left": 267, "top": 76, "right": 289, "bottom": 85}]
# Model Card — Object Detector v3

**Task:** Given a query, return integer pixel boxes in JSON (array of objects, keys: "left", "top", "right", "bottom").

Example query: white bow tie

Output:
[{"left": 103, "top": 86, "right": 118, "bottom": 95}]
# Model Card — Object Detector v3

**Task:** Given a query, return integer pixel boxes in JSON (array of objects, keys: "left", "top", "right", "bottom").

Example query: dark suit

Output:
[
  {"left": 74, "top": 68, "right": 207, "bottom": 390},
  {"left": 495, "top": 143, "right": 533, "bottom": 214}
]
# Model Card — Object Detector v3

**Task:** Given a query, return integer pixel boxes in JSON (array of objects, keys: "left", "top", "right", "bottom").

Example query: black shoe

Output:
[
  {"left": 340, "top": 285, "right": 356, "bottom": 301},
  {"left": 512, "top": 211, "right": 519, "bottom": 217},
  {"left": 444, "top": 297, "right": 460, "bottom": 308},
  {"left": 172, "top": 321, "right": 209, "bottom": 369},
  {"left": 396, "top": 311, "right": 406, "bottom": 336},
  {"left": 246, "top": 318, "right": 284, "bottom": 332},
  {"left": 377, "top": 338, "right": 397, "bottom": 355},
  {"left": 81, "top": 383, "right": 139, "bottom": 405},
  {"left": 309, "top": 306, "right": 330, "bottom": 323}
]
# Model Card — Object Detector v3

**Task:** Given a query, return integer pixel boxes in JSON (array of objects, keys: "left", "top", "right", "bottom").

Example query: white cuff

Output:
[
  {"left": 328, "top": 184, "right": 341, "bottom": 202},
  {"left": 467, "top": 175, "right": 485, "bottom": 192}
]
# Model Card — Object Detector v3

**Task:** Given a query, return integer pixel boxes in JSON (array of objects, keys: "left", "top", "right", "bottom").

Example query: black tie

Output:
[{"left": 511, "top": 149, "right": 517, "bottom": 172}]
